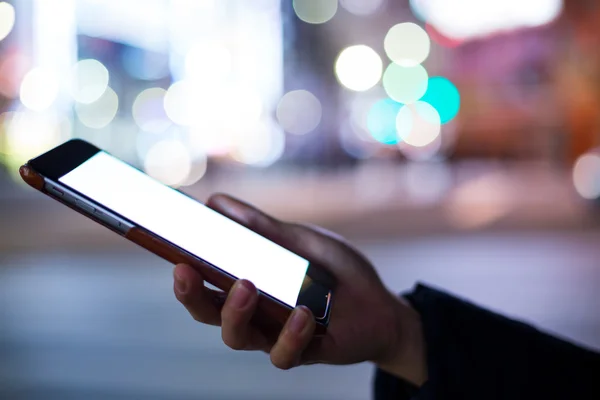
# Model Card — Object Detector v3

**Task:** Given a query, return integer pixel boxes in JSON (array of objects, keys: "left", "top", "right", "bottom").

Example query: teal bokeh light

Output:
[
  {"left": 367, "top": 98, "right": 404, "bottom": 145},
  {"left": 419, "top": 77, "right": 460, "bottom": 124}
]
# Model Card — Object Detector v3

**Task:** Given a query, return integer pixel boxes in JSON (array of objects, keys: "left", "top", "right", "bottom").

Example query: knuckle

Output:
[
  {"left": 222, "top": 331, "right": 246, "bottom": 351},
  {"left": 250, "top": 211, "right": 282, "bottom": 235},
  {"left": 220, "top": 305, "right": 241, "bottom": 323},
  {"left": 185, "top": 305, "right": 208, "bottom": 324},
  {"left": 174, "top": 290, "right": 189, "bottom": 304},
  {"left": 221, "top": 301, "right": 254, "bottom": 324}
]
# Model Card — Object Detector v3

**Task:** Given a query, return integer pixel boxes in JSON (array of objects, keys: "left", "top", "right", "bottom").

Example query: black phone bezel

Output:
[{"left": 28, "top": 139, "right": 100, "bottom": 181}]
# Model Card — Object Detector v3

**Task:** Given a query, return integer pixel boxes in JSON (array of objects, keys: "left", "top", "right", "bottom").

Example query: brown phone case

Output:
[{"left": 19, "top": 164, "right": 327, "bottom": 337}]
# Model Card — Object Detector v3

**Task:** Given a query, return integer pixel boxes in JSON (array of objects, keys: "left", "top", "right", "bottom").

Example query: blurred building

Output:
[
  {"left": 1, "top": 2, "right": 600, "bottom": 398},
  {"left": 0, "top": 0, "right": 597, "bottom": 180}
]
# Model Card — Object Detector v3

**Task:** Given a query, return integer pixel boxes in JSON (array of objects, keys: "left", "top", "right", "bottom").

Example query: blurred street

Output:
[
  {"left": 1, "top": 230, "right": 599, "bottom": 400},
  {"left": 2, "top": 164, "right": 600, "bottom": 399}
]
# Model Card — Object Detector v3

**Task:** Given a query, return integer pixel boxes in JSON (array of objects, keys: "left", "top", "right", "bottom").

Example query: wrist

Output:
[{"left": 375, "top": 294, "right": 428, "bottom": 386}]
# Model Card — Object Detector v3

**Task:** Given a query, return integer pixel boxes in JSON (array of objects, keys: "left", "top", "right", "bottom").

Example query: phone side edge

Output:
[
  {"left": 19, "top": 164, "right": 45, "bottom": 190},
  {"left": 124, "top": 227, "right": 329, "bottom": 335},
  {"left": 19, "top": 164, "right": 327, "bottom": 336}
]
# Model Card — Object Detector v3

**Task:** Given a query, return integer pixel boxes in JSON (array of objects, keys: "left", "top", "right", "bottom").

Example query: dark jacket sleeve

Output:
[{"left": 374, "top": 284, "right": 600, "bottom": 400}]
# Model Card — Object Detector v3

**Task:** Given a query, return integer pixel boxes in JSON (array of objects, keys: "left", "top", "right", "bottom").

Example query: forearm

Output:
[{"left": 374, "top": 284, "right": 600, "bottom": 400}]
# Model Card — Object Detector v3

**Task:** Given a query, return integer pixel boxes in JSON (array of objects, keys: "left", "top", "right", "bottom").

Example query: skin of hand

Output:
[{"left": 172, "top": 194, "right": 427, "bottom": 386}]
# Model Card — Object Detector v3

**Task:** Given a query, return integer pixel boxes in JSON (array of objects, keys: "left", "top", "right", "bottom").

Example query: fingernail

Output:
[
  {"left": 174, "top": 270, "right": 187, "bottom": 294},
  {"left": 288, "top": 307, "right": 310, "bottom": 335},
  {"left": 229, "top": 280, "right": 254, "bottom": 309}
]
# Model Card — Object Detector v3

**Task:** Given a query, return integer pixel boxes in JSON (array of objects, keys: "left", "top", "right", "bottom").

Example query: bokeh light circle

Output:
[
  {"left": 412, "top": 0, "right": 563, "bottom": 40},
  {"left": 573, "top": 153, "right": 600, "bottom": 200},
  {"left": 0, "top": 51, "right": 29, "bottom": 98},
  {"left": 164, "top": 80, "right": 197, "bottom": 126},
  {"left": 144, "top": 139, "right": 192, "bottom": 187},
  {"left": 19, "top": 67, "right": 59, "bottom": 111},
  {"left": 75, "top": 87, "right": 119, "bottom": 129},
  {"left": 339, "top": 122, "right": 378, "bottom": 159},
  {"left": 293, "top": 0, "right": 338, "bottom": 24},
  {"left": 350, "top": 95, "right": 380, "bottom": 142},
  {"left": 189, "top": 124, "right": 236, "bottom": 157},
  {"left": 383, "top": 63, "right": 428, "bottom": 104},
  {"left": 2, "top": 111, "right": 66, "bottom": 159},
  {"left": 520, "top": 0, "right": 563, "bottom": 27},
  {"left": 132, "top": 88, "right": 172, "bottom": 133},
  {"left": 232, "top": 121, "right": 285, "bottom": 167},
  {"left": 71, "top": 59, "right": 110, "bottom": 104},
  {"left": 339, "top": 0, "right": 385, "bottom": 16},
  {"left": 396, "top": 101, "right": 441, "bottom": 147},
  {"left": 419, "top": 76, "right": 460, "bottom": 124},
  {"left": 398, "top": 131, "right": 442, "bottom": 161},
  {"left": 335, "top": 45, "right": 382, "bottom": 92},
  {"left": 185, "top": 85, "right": 264, "bottom": 156},
  {"left": 185, "top": 41, "right": 232, "bottom": 84},
  {"left": 220, "top": 85, "right": 264, "bottom": 132},
  {"left": 180, "top": 155, "right": 208, "bottom": 187},
  {"left": 384, "top": 23, "right": 431, "bottom": 67},
  {"left": 367, "top": 98, "right": 403, "bottom": 145},
  {"left": 425, "top": 23, "right": 463, "bottom": 48},
  {"left": 276, "top": 90, "right": 322, "bottom": 135},
  {"left": 0, "top": 2, "right": 15, "bottom": 42},
  {"left": 135, "top": 126, "right": 181, "bottom": 164},
  {"left": 409, "top": 0, "right": 428, "bottom": 21}
]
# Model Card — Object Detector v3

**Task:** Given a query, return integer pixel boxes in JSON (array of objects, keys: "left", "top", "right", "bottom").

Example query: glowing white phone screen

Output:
[{"left": 60, "top": 151, "right": 309, "bottom": 307}]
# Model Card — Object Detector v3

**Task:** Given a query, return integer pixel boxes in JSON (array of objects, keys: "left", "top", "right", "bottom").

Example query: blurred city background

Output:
[{"left": 1, "top": 0, "right": 600, "bottom": 399}]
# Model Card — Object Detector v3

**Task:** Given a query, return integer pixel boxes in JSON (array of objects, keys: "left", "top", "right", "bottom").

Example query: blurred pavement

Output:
[
  {"left": 1, "top": 231, "right": 599, "bottom": 399},
  {"left": 1, "top": 163, "right": 600, "bottom": 399}
]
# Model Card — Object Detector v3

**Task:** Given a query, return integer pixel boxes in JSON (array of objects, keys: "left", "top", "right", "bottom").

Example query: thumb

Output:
[
  {"left": 207, "top": 193, "right": 281, "bottom": 235},
  {"left": 207, "top": 193, "right": 305, "bottom": 262},
  {"left": 206, "top": 194, "right": 365, "bottom": 280}
]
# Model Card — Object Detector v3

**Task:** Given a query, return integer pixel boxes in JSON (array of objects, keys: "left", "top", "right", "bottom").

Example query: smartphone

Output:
[{"left": 20, "top": 139, "right": 333, "bottom": 334}]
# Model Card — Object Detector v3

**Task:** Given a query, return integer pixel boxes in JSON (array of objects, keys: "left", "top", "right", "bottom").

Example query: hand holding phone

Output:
[
  {"left": 20, "top": 139, "right": 426, "bottom": 384},
  {"left": 174, "top": 194, "right": 427, "bottom": 385}
]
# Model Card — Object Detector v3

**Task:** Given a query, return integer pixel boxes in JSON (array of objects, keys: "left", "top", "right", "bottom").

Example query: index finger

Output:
[{"left": 174, "top": 264, "right": 225, "bottom": 326}]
